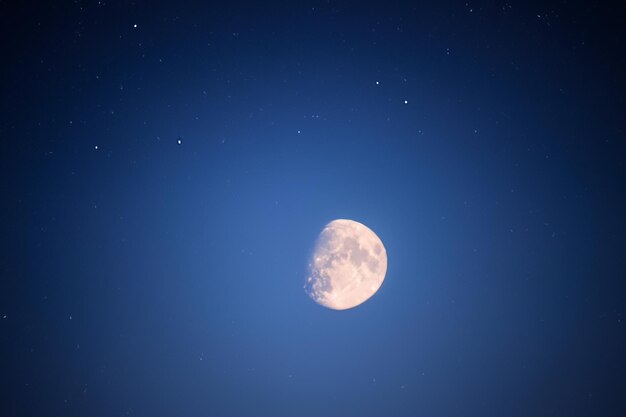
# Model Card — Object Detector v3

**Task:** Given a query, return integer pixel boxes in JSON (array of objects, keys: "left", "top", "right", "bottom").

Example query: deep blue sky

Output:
[{"left": 2, "top": 1, "right": 625, "bottom": 416}]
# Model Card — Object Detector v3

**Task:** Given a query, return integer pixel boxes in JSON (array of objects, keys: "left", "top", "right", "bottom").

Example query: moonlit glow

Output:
[{"left": 305, "top": 219, "right": 387, "bottom": 310}]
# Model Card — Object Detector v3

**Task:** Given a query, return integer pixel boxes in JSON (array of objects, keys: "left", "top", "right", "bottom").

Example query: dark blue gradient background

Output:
[{"left": 2, "top": 1, "right": 625, "bottom": 416}]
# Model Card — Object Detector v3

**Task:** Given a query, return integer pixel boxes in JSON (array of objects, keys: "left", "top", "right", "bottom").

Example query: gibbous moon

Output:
[{"left": 305, "top": 219, "right": 387, "bottom": 310}]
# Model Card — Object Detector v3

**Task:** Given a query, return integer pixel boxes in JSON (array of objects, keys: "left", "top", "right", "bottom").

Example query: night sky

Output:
[{"left": 2, "top": 1, "right": 626, "bottom": 416}]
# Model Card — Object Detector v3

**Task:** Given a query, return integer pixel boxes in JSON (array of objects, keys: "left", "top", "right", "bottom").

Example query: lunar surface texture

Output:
[{"left": 305, "top": 219, "right": 387, "bottom": 310}]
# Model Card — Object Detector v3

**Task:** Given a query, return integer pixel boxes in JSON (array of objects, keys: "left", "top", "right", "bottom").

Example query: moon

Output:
[{"left": 305, "top": 219, "right": 387, "bottom": 310}]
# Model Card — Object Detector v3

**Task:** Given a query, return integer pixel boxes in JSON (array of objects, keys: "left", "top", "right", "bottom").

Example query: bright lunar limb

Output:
[{"left": 305, "top": 219, "right": 387, "bottom": 310}]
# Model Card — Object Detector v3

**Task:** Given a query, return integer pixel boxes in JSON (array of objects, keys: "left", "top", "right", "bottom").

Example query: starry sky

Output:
[{"left": 2, "top": 1, "right": 626, "bottom": 416}]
